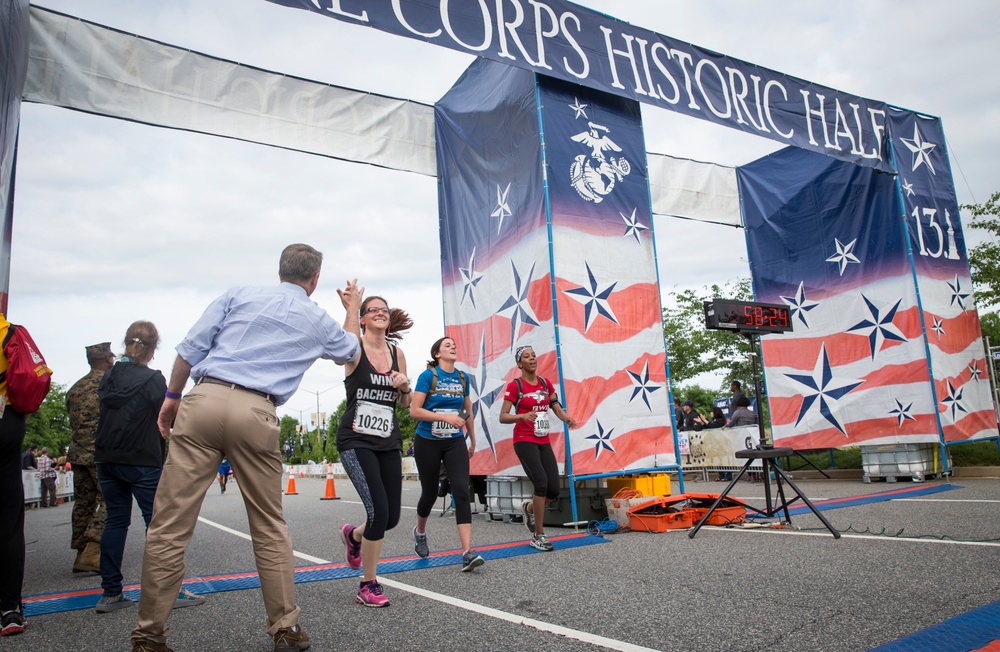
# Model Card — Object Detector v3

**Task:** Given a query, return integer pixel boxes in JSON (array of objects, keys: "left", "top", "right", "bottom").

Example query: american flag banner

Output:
[
  {"left": 740, "top": 147, "right": 939, "bottom": 449},
  {"left": 435, "top": 59, "right": 677, "bottom": 477},
  {"left": 888, "top": 110, "right": 996, "bottom": 442}
]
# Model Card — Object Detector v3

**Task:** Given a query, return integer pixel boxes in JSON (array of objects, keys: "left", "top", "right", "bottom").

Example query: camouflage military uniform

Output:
[{"left": 66, "top": 367, "right": 106, "bottom": 551}]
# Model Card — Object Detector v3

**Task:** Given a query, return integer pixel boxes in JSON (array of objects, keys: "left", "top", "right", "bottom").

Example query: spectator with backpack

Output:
[
  {"left": 498, "top": 345, "right": 577, "bottom": 552},
  {"left": 408, "top": 336, "right": 484, "bottom": 572},
  {"left": 1, "top": 314, "right": 52, "bottom": 637}
]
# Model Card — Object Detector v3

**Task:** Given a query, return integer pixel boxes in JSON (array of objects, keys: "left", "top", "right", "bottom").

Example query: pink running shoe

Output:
[
  {"left": 340, "top": 524, "right": 362, "bottom": 570},
  {"left": 356, "top": 580, "right": 390, "bottom": 608}
]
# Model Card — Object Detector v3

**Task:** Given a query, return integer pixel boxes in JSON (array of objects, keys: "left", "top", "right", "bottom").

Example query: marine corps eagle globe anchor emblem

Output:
[{"left": 569, "top": 121, "right": 630, "bottom": 203}]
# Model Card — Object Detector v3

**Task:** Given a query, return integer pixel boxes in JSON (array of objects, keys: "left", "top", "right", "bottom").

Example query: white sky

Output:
[{"left": 10, "top": 0, "right": 999, "bottom": 424}]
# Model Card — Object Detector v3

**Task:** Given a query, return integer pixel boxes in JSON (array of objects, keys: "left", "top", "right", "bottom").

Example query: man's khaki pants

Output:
[{"left": 132, "top": 383, "right": 298, "bottom": 644}]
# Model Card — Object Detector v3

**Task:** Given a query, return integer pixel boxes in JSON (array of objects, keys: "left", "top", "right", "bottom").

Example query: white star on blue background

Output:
[
  {"left": 846, "top": 295, "right": 906, "bottom": 360},
  {"left": 780, "top": 281, "right": 820, "bottom": 329},
  {"left": 585, "top": 420, "right": 616, "bottom": 458},
  {"left": 902, "top": 180, "right": 915, "bottom": 196},
  {"left": 563, "top": 262, "right": 619, "bottom": 332},
  {"left": 826, "top": 238, "right": 861, "bottom": 276},
  {"left": 569, "top": 97, "right": 588, "bottom": 119},
  {"left": 490, "top": 182, "right": 512, "bottom": 233},
  {"left": 627, "top": 361, "right": 661, "bottom": 411},
  {"left": 459, "top": 248, "right": 484, "bottom": 308},
  {"left": 497, "top": 261, "right": 540, "bottom": 350},
  {"left": 621, "top": 208, "right": 648, "bottom": 243},
  {"left": 900, "top": 123, "right": 937, "bottom": 175},
  {"left": 888, "top": 398, "right": 915, "bottom": 428},
  {"left": 785, "top": 344, "right": 864, "bottom": 435}
]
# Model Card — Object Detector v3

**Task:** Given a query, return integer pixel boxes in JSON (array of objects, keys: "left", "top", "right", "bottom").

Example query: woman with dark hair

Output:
[
  {"left": 726, "top": 396, "right": 757, "bottom": 427},
  {"left": 408, "top": 336, "right": 483, "bottom": 572},
  {"left": 498, "top": 346, "right": 577, "bottom": 552},
  {"left": 692, "top": 406, "right": 727, "bottom": 430},
  {"left": 94, "top": 321, "right": 205, "bottom": 613},
  {"left": 336, "top": 294, "right": 413, "bottom": 608}
]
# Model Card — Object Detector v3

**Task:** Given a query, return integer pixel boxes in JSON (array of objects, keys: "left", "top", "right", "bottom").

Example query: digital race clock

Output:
[{"left": 703, "top": 299, "right": 794, "bottom": 334}]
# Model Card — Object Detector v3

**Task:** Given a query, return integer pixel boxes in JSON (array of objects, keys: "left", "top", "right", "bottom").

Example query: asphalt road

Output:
[{"left": 9, "top": 473, "right": 1000, "bottom": 651}]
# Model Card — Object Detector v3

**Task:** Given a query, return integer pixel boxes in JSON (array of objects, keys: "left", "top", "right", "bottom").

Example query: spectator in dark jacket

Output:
[{"left": 93, "top": 321, "right": 172, "bottom": 613}]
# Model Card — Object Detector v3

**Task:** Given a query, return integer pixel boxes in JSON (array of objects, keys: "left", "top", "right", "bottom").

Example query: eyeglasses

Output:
[{"left": 364, "top": 307, "right": 390, "bottom": 315}]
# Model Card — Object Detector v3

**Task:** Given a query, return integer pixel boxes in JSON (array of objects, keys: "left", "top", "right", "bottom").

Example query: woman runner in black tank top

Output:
[{"left": 334, "top": 293, "right": 413, "bottom": 608}]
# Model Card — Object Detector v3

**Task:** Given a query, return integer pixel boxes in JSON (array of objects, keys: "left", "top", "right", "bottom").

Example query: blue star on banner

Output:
[
  {"left": 490, "top": 182, "right": 512, "bottom": 233},
  {"left": 900, "top": 123, "right": 936, "bottom": 175},
  {"left": 846, "top": 295, "right": 906, "bottom": 360},
  {"left": 627, "top": 361, "right": 661, "bottom": 411},
  {"left": 459, "top": 248, "right": 484, "bottom": 308},
  {"left": 931, "top": 317, "right": 945, "bottom": 339},
  {"left": 888, "top": 398, "right": 915, "bottom": 428},
  {"left": 468, "top": 335, "right": 505, "bottom": 457},
  {"left": 585, "top": 420, "right": 616, "bottom": 459},
  {"left": 620, "top": 208, "right": 648, "bottom": 243},
  {"left": 968, "top": 361, "right": 983, "bottom": 382},
  {"left": 497, "top": 261, "right": 540, "bottom": 350},
  {"left": 941, "top": 380, "right": 967, "bottom": 422},
  {"left": 780, "top": 281, "right": 820, "bottom": 329},
  {"left": 563, "top": 262, "right": 619, "bottom": 332},
  {"left": 826, "top": 238, "right": 861, "bottom": 276},
  {"left": 785, "top": 344, "right": 864, "bottom": 435},
  {"left": 947, "top": 275, "right": 970, "bottom": 311}
]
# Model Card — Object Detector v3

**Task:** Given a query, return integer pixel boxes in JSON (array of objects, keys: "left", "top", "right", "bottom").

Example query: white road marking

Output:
[
  {"left": 710, "top": 525, "right": 1000, "bottom": 547},
  {"left": 196, "top": 516, "right": 659, "bottom": 651}
]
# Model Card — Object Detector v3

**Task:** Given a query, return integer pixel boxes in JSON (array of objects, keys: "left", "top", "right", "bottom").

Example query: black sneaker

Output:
[
  {"left": 273, "top": 624, "right": 310, "bottom": 651},
  {"left": 460, "top": 551, "right": 485, "bottom": 572},
  {"left": 413, "top": 526, "right": 429, "bottom": 558},
  {"left": 0, "top": 608, "right": 26, "bottom": 636},
  {"left": 521, "top": 501, "right": 535, "bottom": 534}
]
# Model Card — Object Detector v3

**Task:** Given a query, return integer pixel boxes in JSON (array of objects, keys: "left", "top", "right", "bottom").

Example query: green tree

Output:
[
  {"left": 662, "top": 278, "right": 755, "bottom": 389},
  {"left": 24, "top": 383, "right": 72, "bottom": 455},
  {"left": 963, "top": 191, "right": 1000, "bottom": 309},
  {"left": 279, "top": 415, "right": 299, "bottom": 462}
]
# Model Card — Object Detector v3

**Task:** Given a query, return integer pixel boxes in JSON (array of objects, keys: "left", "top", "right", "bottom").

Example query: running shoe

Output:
[
  {"left": 96, "top": 593, "right": 134, "bottom": 613},
  {"left": 172, "top": 587, "right": 207, "bottom": 609},
  {"left": 356, "top": 580, "right": 390, "bottom": 608},
  {"left": 0, "top": 608, "right": 26, "bottom": 636},
  {"left": 413, "top": 526, "right": 429, "bottom": 558},
  {"left": 340, "top": 523, "right": 362, "bottom": 570},
  {"left": 460, "top": 550, "right": 485, "bottom": 572},
  {"left": 528, "top": 534, "right": 553, "bottom": 552},
  {"left": 521, "top": 500, "right": 535, "bottom": 534}
]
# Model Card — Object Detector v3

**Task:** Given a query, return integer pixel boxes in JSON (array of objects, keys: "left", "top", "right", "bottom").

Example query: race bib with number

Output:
[
  {"left": 431, "top": 409, "right": 460, "bottom": 438},
  {"left": 353, "top": 401, "right": 394, "bottom": 438},
  {"left": 533, "top": 409, "right": 550, "bottom": 437}
]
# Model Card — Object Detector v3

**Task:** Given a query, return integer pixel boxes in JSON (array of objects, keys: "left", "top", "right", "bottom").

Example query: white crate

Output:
[
  {"left": 485, "top": 476, "right": 534, "bottom": 521},
  {"left": 861, "top": 443, "right": 952, "bottom": 482}
]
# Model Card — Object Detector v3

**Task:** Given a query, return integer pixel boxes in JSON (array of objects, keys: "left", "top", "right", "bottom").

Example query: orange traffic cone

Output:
[
  {"left": 299, "top": 467, "right": 304, "bottom": 478},
  {"left": 320, "top": 463, "right": 339, "bottom": 500},
  {"left": 285, "top": 467, "right": 298, "bottom": 495}
]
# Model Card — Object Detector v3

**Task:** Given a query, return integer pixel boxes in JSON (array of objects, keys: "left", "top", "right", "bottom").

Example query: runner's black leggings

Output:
[
  {"left": 341, "top": 447, "right": 402, "bottom": 541},
  {"left": 414, "top": 436, "right": 471, "bottom": 524},
  {"left": 514, "top": 441, "right": 560, "bottom": 500}
]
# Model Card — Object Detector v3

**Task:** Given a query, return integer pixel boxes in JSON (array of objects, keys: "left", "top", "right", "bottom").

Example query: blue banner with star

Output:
[
  {"left": 436, "top": 59, "right": 676, "bottom": 475},
  {"left": 889, "top": 111, "right": 995, "bottom": 442},
  {"left": 740, "top": 146, "right": 940, "bottom": 448}
]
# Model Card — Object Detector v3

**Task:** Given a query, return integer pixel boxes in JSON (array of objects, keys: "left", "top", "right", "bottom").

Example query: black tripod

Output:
[{"left": 688, "top": 333, "right": 840, "bottom": 539}]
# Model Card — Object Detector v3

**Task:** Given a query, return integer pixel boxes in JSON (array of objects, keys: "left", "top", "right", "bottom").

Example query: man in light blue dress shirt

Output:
[{"left": 131, "top": 244, "right": 361, "bottom": 652}]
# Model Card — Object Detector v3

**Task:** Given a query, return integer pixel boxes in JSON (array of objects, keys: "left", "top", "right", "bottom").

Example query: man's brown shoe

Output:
[
  {"left": 273, "top": 624, "right": 310, "bottom": 652},
  {"left": 131, "top": 638, "right": 173, "bottom": 652}
]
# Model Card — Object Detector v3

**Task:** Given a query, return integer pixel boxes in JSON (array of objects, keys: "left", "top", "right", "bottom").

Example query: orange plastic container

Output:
[
  {"left": 683, "top": 492, "right": 748, "bottom": 526},
  {"left": 627, "top": 497, "right": 695, "bottom": 532}
]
